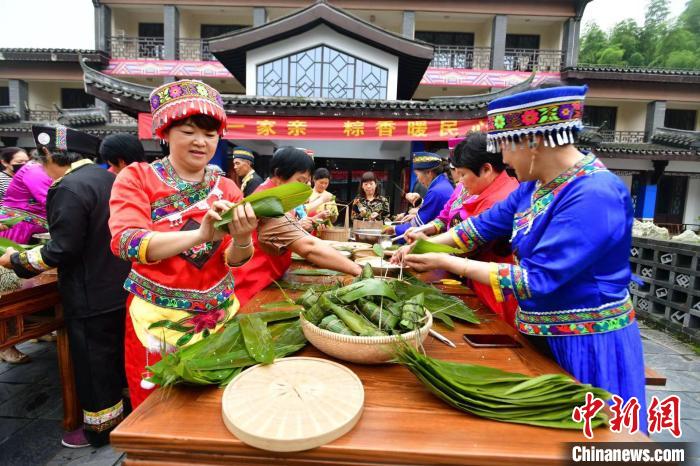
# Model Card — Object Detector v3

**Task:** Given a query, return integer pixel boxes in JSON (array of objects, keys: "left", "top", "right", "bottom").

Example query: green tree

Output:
[
  {"left": 578, "top": 0, "right": 700, "bottom": 69},
  {"left": 640, "top": 0, "right": 671, "bottom": 63},
  {"left": 579, "top": 23, "right": 608, "bottom": 64}
]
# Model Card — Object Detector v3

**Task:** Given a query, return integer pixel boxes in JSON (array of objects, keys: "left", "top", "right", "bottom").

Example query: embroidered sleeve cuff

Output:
[
  {"left": 450, "top": 218, "right": 485, "bottom": 253},
  {"left": 490, "top": 263, "right": 532, "bottom": 303},
  {"left": 13, "top": 246, "right": 51, "bottom": 276},
  {"left": 432, "top": 219, "right": 446, "bottom": 233},
  {"left": 118, "top": 228, "right": 158, "bottom": 264}
]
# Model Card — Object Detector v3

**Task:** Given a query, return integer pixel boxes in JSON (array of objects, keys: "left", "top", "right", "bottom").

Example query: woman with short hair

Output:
[{"left": 351, "top": 171, "right": 390, "bottom": 221}]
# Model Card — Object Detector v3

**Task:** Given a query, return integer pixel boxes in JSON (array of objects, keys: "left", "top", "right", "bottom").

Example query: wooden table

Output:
[
  {"left": 112, "top": 269, "right": 648, "bottom": 466},
  {"left": 0, "top": 272, "right": 80, "bottom": 430}
]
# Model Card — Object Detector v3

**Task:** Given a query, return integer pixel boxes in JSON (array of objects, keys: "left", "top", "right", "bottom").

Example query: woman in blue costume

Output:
[
  {"left": 386, "top": 152, "right": 453, "bottom": 239},
  {"left": 395, "top": 85, "right": 647, "bottom": 433}
]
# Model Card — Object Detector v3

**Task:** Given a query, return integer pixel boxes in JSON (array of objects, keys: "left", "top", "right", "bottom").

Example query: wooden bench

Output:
[{"left": 645, "top": 366, "right": 667, "bottom": 386}]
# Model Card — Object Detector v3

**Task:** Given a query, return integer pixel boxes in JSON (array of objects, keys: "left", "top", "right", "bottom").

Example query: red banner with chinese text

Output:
[{"left": 138, "top": 113, "right": 486, "bottom": 141}]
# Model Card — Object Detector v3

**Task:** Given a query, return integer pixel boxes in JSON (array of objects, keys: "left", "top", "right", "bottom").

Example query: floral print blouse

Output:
[{"left": 351, "top": 196, "right": 390, "bottom": 221}]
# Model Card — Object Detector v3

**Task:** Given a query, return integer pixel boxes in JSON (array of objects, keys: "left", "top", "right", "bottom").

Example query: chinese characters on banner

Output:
[
  {"left": 137, "top": 114, "right": 487, "bottom": 141},
  {"left": 573, "top": 392, "right": 682, "bottom": 439}
]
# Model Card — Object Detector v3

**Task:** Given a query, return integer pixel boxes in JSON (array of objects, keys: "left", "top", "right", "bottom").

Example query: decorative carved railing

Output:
[
  {"left": 430, "top": 46, "right": 492, "bottom": 70},
  {"left": 108, "top": 36, "right": 165, "bottom": 60},
  {"left": 504, "top": 48, "right": 564, "bottom": 72}
]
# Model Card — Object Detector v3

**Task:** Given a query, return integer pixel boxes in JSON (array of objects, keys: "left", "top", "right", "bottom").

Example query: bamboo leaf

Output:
[
  {"left": 0, "top": 217, "right": 24, "bottom": 227},
  {"left": 260, "top": 300, "right": 297, "bottom": 309},
  {"left": 239, "top": 314, "right": 275, "bottom": 364},
  {"left": 215, "top": 182, "right": 312, "bottom": 228},
  {"left": 372, "top": 243, "right": 384, "bottom": 257},
  {"left": 0, "top": 237, "right": 27, "bottom": 254},
  {"left": 336, "top": 278, "right": 399, "bottom": 303},
  {"left": 411, "top": 238, "right": 463, "bottom": 255}
]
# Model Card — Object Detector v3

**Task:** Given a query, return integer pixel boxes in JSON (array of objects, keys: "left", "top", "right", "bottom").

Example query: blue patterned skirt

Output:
[{"left": 545, "top": 321, "right": 648, "bottom": 434}]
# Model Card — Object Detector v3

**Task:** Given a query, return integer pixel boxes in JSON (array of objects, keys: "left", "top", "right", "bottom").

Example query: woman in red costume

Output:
[{"left": 109, "top": 80, "right": 257, "bottom": 408}]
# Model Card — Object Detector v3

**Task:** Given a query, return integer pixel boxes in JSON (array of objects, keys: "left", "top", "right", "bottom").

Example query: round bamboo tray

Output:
[
  {"left": 300, "top": 312, "right": 432, "bottom": 364},
  {"left": 222, "top": 357, "right": 364, "bottom": 452}
]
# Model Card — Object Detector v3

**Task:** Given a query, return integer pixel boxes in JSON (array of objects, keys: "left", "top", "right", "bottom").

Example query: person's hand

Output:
[
  {"left": 198, "top": 200, "right": 234, "bottom": 243},
  {"left": 314, "top": 210, "right": 330, "bottom": 221},
  {"left": 405, "top": 229, "right": 429, "bottom": 244},
  {"left": 319, "top": 191, "right": 333, "bottom": 203},
  {"left": 299, "top": 217, "right": 314, "bottom": 232},
  {"left": 390, "top": 244, "right": 412, "bottom": 265},
  {"left": 394, "top": 213, "right": 405, "bottom": 221},
  {"left": 402, "top": 213, "right": 416, "bottom": 223},
  {"left": 405, "top": 192, "right": 421, "bottom": 206},
  {"left": 0, "top": 247, "right": 17, "bottom": 268},
  {"left": 403, "top": 252, "right": 447, "bottom": 272},
  {"left": 226, "top": 202, "right": 259, "bottom": 243},
  {"left": 0, "top": 224, "right": 9, "bottom": 232},
  {"left": 369, "top": 211, "right": 379, "bottom": 220}
]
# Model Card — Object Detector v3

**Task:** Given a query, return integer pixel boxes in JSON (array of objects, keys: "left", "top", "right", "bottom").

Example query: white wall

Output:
[
  {"left": 27, "top": 81, "right": 82, "bottom": 110},
  {"left": 598, "top": 158, "right": 654, "bottom": 171},
  {"left": 245, "top": 24, "right": 399, "bottom": 100},
  {"left": 683, "top": 178, "right": 700, "bottom": 224}
]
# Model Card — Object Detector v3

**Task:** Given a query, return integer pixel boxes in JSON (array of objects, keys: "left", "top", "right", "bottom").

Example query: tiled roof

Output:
[
  {"left": 0, "top": 106, "right": 21, "bottom": 124},
  {"left": 0, "top": 48, "right": 108, "bottom": 65},
  {"left": 0, "top": 121, "right": 136, "bottom": 137},
  {"left": 578, "top": 126, "right": 699, "bottom": 161},
  {"left": 562, "top": 65, "right": 700, "bottom": 84},
  {"left": 58, "top": 108, "right": 108, "bottom": 127},
  {"left": 568, "top": 65, "right": 700, "bottom": 76},
  {"left": 208, "top": 0, "right": 433, "bottom": 100},
  {"left": 651, "top": 127, "right": 700, "bottom": 150},
  {"left": 81, "top": 60, "right": 533, "bottom": 120}
]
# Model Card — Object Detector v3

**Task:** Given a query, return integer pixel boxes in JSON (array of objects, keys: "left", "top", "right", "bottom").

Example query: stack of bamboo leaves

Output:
[
  {"left": 395, "top": 344, "right": 611, "bottom": 429},
  {"left": 147, "top": 310, "right": 307, "bottom": 387},
  {"left": 298, "top": 263, "right": 479, "bottom": 336}
]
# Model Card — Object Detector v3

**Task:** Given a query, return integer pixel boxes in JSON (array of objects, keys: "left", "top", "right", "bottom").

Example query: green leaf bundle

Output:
[
  {"left": 146, "top": 310, "right": 307, "bottom": 388},
  {"left": 411, "top": 238, "right": 463, "bottom": 255},
  {"left": 395, "top": 344, "right": 610, "bottom": 430},
  {"left": 215, "top": 182, "right": 312, "bottom": 229},
  {"left": 0, "top": 238, "right": 27, "bottom": 255}
]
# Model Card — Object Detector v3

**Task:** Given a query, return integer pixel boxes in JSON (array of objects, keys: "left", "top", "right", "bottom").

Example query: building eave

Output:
[
  {"left": 82, "top": 60, "right": 525, "bottom": 120},
  {"left": 208, "top": 0, "right": 433, "bottom": 100},
  {"left": 0, "top": 48, "right": 108, "bottom": 66},
  {"left": 562, "top": 66, "right": 700, "bottom": 84}
]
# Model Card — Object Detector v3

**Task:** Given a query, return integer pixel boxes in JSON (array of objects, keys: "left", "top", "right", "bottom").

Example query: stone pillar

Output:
[
  {"left": 94, "top": 4, "right": 112, "bottom": 53},
  {"left": 9, "top": 79, "right": 28, "bottom": 121},
  {"left": 164, "top": 5, "right": 180, "bottom": 60},
  {"left": 402, "top": 11, "right": 415, "bottom": 39},
  {"left": 253, "top": 7, "right": 268, "bottom": 27},
  {"left": 561, "top": 17, "right": 580, "bottom": 68},
  {"left": 645, "top": 101, "right": 667, "bottom": 141},
  {"left": 490, "top": 15, "right": 508, "bottom": 70}
]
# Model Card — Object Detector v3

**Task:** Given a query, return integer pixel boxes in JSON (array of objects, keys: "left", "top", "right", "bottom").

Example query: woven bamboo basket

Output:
[{"left": 318, "top": 203, "right": 350, "bottom": 242}]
